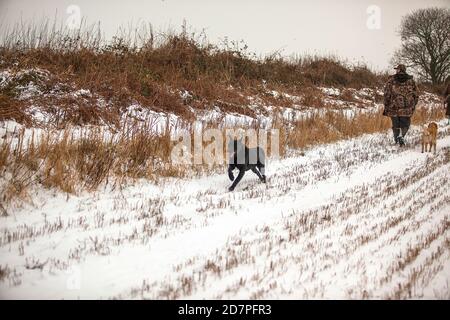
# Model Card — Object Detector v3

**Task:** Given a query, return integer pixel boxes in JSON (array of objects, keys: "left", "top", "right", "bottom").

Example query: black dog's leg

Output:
[
  {"left": 228, "top": 165, "right": 235, "bottom": 181},
  {"left": 251, "top": 167, "right": 265, "bottom": 182},
  {"left": 229, "top": 169, "right": 245, "bottom": 191},
  {"left": 257, "top": 164, "right": 266, "bottom": 183}
]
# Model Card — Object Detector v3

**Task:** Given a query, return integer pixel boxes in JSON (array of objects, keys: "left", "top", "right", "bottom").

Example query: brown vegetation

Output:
[
  {"left": 0, "top": 21, "right": 388, "bottom": 123},
  {"left": 0, "top": 106, "right": 444, "bottom": 204}
]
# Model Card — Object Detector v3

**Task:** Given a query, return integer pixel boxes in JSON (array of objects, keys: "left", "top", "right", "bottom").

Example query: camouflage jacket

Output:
[{"left": 383, "top": 73, "right": 419, "bottom": 117}]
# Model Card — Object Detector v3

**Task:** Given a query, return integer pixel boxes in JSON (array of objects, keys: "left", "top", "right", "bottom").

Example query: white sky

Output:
[{"left": 1, "top": 0, "right": 449, "bottom": 71}]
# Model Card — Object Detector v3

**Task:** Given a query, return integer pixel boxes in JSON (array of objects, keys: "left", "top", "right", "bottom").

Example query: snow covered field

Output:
[{"left": 0, "top": 121, "right": 449, "bottom": 299}]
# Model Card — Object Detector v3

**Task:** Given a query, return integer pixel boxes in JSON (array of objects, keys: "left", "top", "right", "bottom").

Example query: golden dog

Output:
[{"left": 421, "top": 122, "right": 438, "bottom": 153}]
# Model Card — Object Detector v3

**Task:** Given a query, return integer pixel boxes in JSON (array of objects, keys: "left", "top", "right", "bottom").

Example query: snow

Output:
[
  {"left": 320, "top": 87, "right": 341, "bottom": 97},
  {"left": 0, "top": 121, "right": 449, "bottom": 299}
]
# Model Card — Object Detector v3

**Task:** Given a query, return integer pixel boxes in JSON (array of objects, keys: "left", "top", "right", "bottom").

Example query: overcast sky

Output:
[{"left": 1, "top": 0, "right": 449, "bottom": 71}]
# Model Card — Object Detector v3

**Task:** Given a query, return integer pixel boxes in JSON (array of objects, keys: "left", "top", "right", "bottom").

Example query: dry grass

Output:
[
  {"left": 0, "top": 20, "right": 389, "bottom": 124},
  {"left": 284, "top": 106, "right": 443, "bottom": 150},
  {"left": 0, "top": 106, "right": 445, "bottom": 204}
]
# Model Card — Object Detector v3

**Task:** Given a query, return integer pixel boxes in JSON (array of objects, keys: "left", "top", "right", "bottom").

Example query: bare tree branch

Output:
[{"left": 394, "top": 7, "right": 450, "bottom": 84}]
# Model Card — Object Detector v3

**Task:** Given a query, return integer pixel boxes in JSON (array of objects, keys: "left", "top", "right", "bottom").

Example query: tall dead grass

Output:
[
  {"left": 0, "top": 19, "right": 387, "bottom": 123},
  {"left": 1, "top": 106, "right": 445, "bottom": 205}
]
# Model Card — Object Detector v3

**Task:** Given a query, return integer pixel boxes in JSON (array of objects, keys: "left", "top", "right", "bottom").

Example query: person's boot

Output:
[
  {"left": 392, "top": 128, "right": 400, "bottom": 144},
  {"left": 398, "top": 126, "right": 409, "bottom": 147},
  {"left": 400, "top": 126, "right": 409, "bottom": 138}
]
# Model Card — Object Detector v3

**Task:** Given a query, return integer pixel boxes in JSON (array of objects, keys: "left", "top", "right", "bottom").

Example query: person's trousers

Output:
[{"left": 390, "top": 116, "right": 411, "bottom": 140}]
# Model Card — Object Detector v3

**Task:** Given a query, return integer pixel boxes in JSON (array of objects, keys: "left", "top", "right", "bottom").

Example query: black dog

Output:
[{"left": 227, "top": 138, "right": 266, "bottom": 191}]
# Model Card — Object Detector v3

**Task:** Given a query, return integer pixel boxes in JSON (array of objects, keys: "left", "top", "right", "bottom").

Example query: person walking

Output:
[{"left": 383, "top": 64, "right": 419, "bottom": 146}]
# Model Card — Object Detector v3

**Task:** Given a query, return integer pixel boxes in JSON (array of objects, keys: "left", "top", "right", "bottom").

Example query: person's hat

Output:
[{"left": 394, "top": 64, "right": 406, "bottom": 72}]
